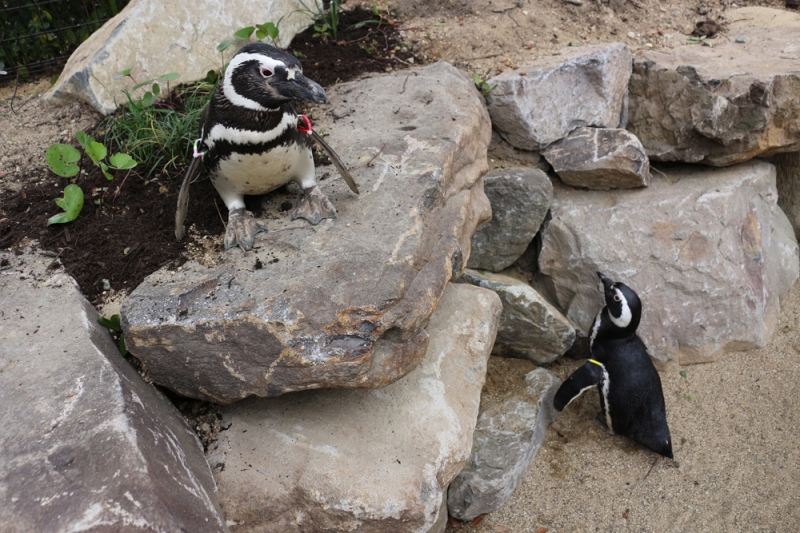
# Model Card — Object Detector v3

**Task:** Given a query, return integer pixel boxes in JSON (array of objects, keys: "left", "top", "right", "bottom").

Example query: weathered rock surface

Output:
[
  {"left": 458, "top": 269, "right": 574, "bottom": 364},
  {"left": 206, "top": 283, "right": 502, "bottom": 533},
  {"left": 538, "top": 160, "right": 799, "bottom": 367},
  {"left": 121, "top": 63, "right": 492, "bottom": 403},
  {"left": 468, "top": 167, "right": 553, "bottom": 272},
  {"left": 485, "top": 43, "right": 632, "bottom": 151},
  {"left": 627, "top": 7, "right": 800, "bottom": 166},
  {"left": 0, "top": 250, "right": 226, "bottom": 532},
  {"left": 775, "top": 152, "right": 800, "bottom": 237},
  {"left": 543, "top": 127, "right": 650, "bottom": 190},
  {"left": 448, "top": 366, "right": 559, "bottom": 521},
  {"left": 45, "top": 0, "right": 309, "bottom": 114}
]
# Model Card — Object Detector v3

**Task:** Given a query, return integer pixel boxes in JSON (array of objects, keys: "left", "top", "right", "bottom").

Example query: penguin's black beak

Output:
[
  {"left": 597, "top": 271, "right": 615, "bottom": 291},
  {"left": 275, "top": 72, "right": 327, "bottom": 104}
]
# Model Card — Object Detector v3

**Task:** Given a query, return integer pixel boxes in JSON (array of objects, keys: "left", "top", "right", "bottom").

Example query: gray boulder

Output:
[
  {"left": 485, "top": 43, "right": 632, "bottom": 151},
  {"left": 776, "top": 152, "right": 800, "bottom": 237},
  {"left": 121, "top": 63, "right": 492, "bottom": 403},
  {"left": 448, "top": 365, "right": 559, "bottom": 521},
  {"left": 538, "top": 160, "right": 799, "bottom": 367},
  {"left": 206, "top": 283, "right": 502, "bottom": 533},
  {"left": 45, "top": 0, "right": 310, "bottom": 114},
  {"left": 0, "top": 250, "right": 226, "bottom": 532},
  {"left": 543, "top": 127, "right": 650, "bottom": 190},
  {"left": 458, "top": 269, "right": 575, "bottom": 364},
  {"left": 627, "top": 7, "right": 800, "bottom": 166},
  {"left": 468, "top": 167, "right": 553, "bottom": 272}
]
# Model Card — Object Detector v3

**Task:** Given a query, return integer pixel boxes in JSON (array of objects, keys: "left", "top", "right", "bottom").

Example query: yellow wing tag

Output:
[{"left": 589, "top": 359, "right": 603, "bottom": 366}]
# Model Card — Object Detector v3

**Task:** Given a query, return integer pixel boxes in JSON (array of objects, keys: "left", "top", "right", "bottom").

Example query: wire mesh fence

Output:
[{"left": 1, "top": 0, "right": 130, "bottom": 82}]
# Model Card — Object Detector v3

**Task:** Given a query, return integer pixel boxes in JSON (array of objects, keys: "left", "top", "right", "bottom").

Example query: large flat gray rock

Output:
[
  {"left": 206, "top": 283, "right": 502, "bottom": 533},
  {"left": 448, "top": 366, "right": 559, "bottom": 521},
  {"left": 539, "top": 160, "right": 799, "bottom": 367},
  {"left": 0, "top": 250, "right": 226, "bottom": 532},
  {"left": 121, "top": 63, "right": 492, "bottom": 403},
  {"left": 458, "top": 269, "right": 575, "bottom": 364},
  {"left": 485, "top": 43, "right": 632, "bottom": 151},
  {"left": 45, "top": 0, "right": 309, "bottom": 114},
  {"left": 467, "top": 167, "right": 552, "bottom": 272},
  {"left": 627, "top": 7, "right": 800, "bottom": 166}
]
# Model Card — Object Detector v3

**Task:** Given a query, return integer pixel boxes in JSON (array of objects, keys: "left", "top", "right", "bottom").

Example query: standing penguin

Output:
[
  {"left": 554, "top": 272, "right": 673, "bottom": 458},
  {"left": 175, "top": 42, "right": 357, "bottom": 250}
]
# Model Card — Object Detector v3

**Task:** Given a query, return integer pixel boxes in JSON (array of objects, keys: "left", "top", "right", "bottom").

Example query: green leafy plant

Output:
[
  {"left": 75, "top": 131, "right": 138, "bottom": 182},
  {"left": 47, "top": 184, "right": 84, "bottom": 226},
  {"left": 686, "top": 35, "right": 712, "bottom": 47},
  {"left": 114, "top": 69, "right": 181, "bottom": 108},
  {"left": 233, "top": 22, "right": 280, "bottom": 43},
  {"left": 472, "top": 73, "right": 497, "bottom": 97},
  {"left": 291, "top": 0, "right": 341, "bottom": 40},
  {"left": 98, "top": 314, "right": 127, "bottom": 356}
]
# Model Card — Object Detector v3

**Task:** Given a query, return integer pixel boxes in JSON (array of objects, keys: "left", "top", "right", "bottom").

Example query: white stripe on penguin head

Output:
[
  {"left": 608, "top": 288, "right": 632, "bottom": 328},
  {"left": 223, "top": 52, "right": 287, "bottom": 111}
]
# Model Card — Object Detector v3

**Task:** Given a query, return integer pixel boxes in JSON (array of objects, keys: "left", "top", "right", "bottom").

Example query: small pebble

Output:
[
  {"left": 564, "top": 0, "right": 582, "bottom": 5},
  {"left": 102, "top": 279, "right": 111, "bottom": 291},
  {"left": 735, "top": 35, "right": 748, "bottom": 43},
  {"left": 628, "top": 31, "right": 636, "bottom": 39}
]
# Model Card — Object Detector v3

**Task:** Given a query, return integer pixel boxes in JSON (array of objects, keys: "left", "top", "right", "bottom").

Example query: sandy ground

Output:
[{"left": 460, "top": 282, "right": 800, "bottom": 533}]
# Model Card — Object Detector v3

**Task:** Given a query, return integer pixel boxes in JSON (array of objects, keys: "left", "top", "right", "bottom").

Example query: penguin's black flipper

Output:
[
  {"left": 553, "top": 361, "right": 605, "bottom": 412},
  {"left": 311, "top": 130, "right": 359, "bottom": 195},
  {"left": 175, "top": 154, "right": 203, "bottom": 241}
]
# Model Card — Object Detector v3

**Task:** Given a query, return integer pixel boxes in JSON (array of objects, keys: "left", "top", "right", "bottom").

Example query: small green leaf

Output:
[
  {"left": 49, "top": 74, "right": 59, "bottom": 86},
  {"left": 98, "top": 314, "right": 122, "bottom": 331},
  {"left": 114, "top": 67, "right": 132, "bottom": 79},
  {"left": 686, "top": 392, "right": 697, "bottom": 403},
  {"left": 434, "top": 22, "right": 446, "bottom": 26},
  {"left": 568, "top": 41, "right": 582, "bottom": 47},
  {"left": 156, "top": 72, "right": 180, "bottom": 82},
  {"left": 141, "top": 91, "right": 155, "bottom": 107},
  {"left": 255, "top": 28, "right": 267, "bottom": 40},
  {"left": 100, "top": 162, "right": 113, "bottom": 181},
  {"left": 262, "top": 22, "right": 278, "bottom": 40},
  {"left": 85, "top": 141, "right": 107, "bottom": 165},
  {"left": 109, "top": 153, "right": 137, "bottom": 170},
  {"left": 234, "top": 26, "right": 255, "bottom": 39},
  {"left": 131, "top": 79, "right": 156, "bottom": 91},
  {"left": 76, "top": 131, "right": 93, "bottom": 150},
  {"left": 47, "top": 184, "right": 84, "bottom": 225},
  {"left": 205, "top": 70, "right": 219, "bottom": 84},
  {"left": 152, "top": 83, "right": 160, "bottom": 96},
  {"left": 679, "top": 370, "right": 687, "bottom": 379},
  {"left": 217, "top": 39, "right": 233, "bottom": 52},
  {"left": 118, "top": 335, "right": 127, "bottom": 356},
  {"left": 45, "top": 144, "right": 81, "bottom": 177}
]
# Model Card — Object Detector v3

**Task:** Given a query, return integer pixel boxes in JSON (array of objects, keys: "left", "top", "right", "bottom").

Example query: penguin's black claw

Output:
[
  {"left": 224, "top": 208, "right": 268, "bottom": 251},
  {"left": 291, "top": 185, "right": 337, "bottom": 225}
]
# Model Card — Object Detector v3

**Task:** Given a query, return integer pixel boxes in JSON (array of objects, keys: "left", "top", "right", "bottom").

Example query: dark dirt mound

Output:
[{"left": 0, "top": 6, "right": 417, "bottom": 304}]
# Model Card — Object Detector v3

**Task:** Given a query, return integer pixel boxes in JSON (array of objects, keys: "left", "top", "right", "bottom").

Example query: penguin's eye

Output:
[
  {"left": 260, "top": 67, "right": 273, "bottom": 78},
  {"left": 613, "top": 294, "right": 621, "bottom": 302}
]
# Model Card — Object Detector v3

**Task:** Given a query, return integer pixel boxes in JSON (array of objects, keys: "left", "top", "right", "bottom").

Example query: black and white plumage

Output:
[
  {"left": 181, "top": 42, "right": 336, "bottom": 250},
  {"left": 554, "top": 272, "right": 673, "bottom": 459}
]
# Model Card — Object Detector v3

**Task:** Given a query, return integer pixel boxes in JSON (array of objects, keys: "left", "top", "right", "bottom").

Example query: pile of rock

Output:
[{"left": 6, "top": 5, "right": 799, "bottom": 533}]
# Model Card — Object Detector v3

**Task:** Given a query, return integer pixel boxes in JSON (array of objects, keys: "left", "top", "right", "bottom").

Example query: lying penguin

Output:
[
  {"left": 554, "top": 272, "right": 673, "bottom": 459},
  {"left": 175, "top": 42, "right": 358, "bottom": 250}
]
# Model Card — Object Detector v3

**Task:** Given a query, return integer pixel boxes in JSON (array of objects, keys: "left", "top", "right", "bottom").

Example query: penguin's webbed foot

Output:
[
  {"left": 225, "top": 208, "right": 268, "bottom": 251},
  {"left": 291, "top": 185, "right": 337, "bottom": 225}
]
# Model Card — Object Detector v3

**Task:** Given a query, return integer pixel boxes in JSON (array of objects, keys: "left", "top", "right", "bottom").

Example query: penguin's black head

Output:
[
  {"left": 222, "top": 42, "right": 327, "bottom": 111},
  {"left": 597, "top": 271, "right": 641, "bottom": 333}
]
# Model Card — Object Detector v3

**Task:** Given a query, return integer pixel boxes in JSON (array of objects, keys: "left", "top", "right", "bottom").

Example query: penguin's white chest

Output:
[{"left": 213, "top": 143, "right": 310, "bottom": 195}]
